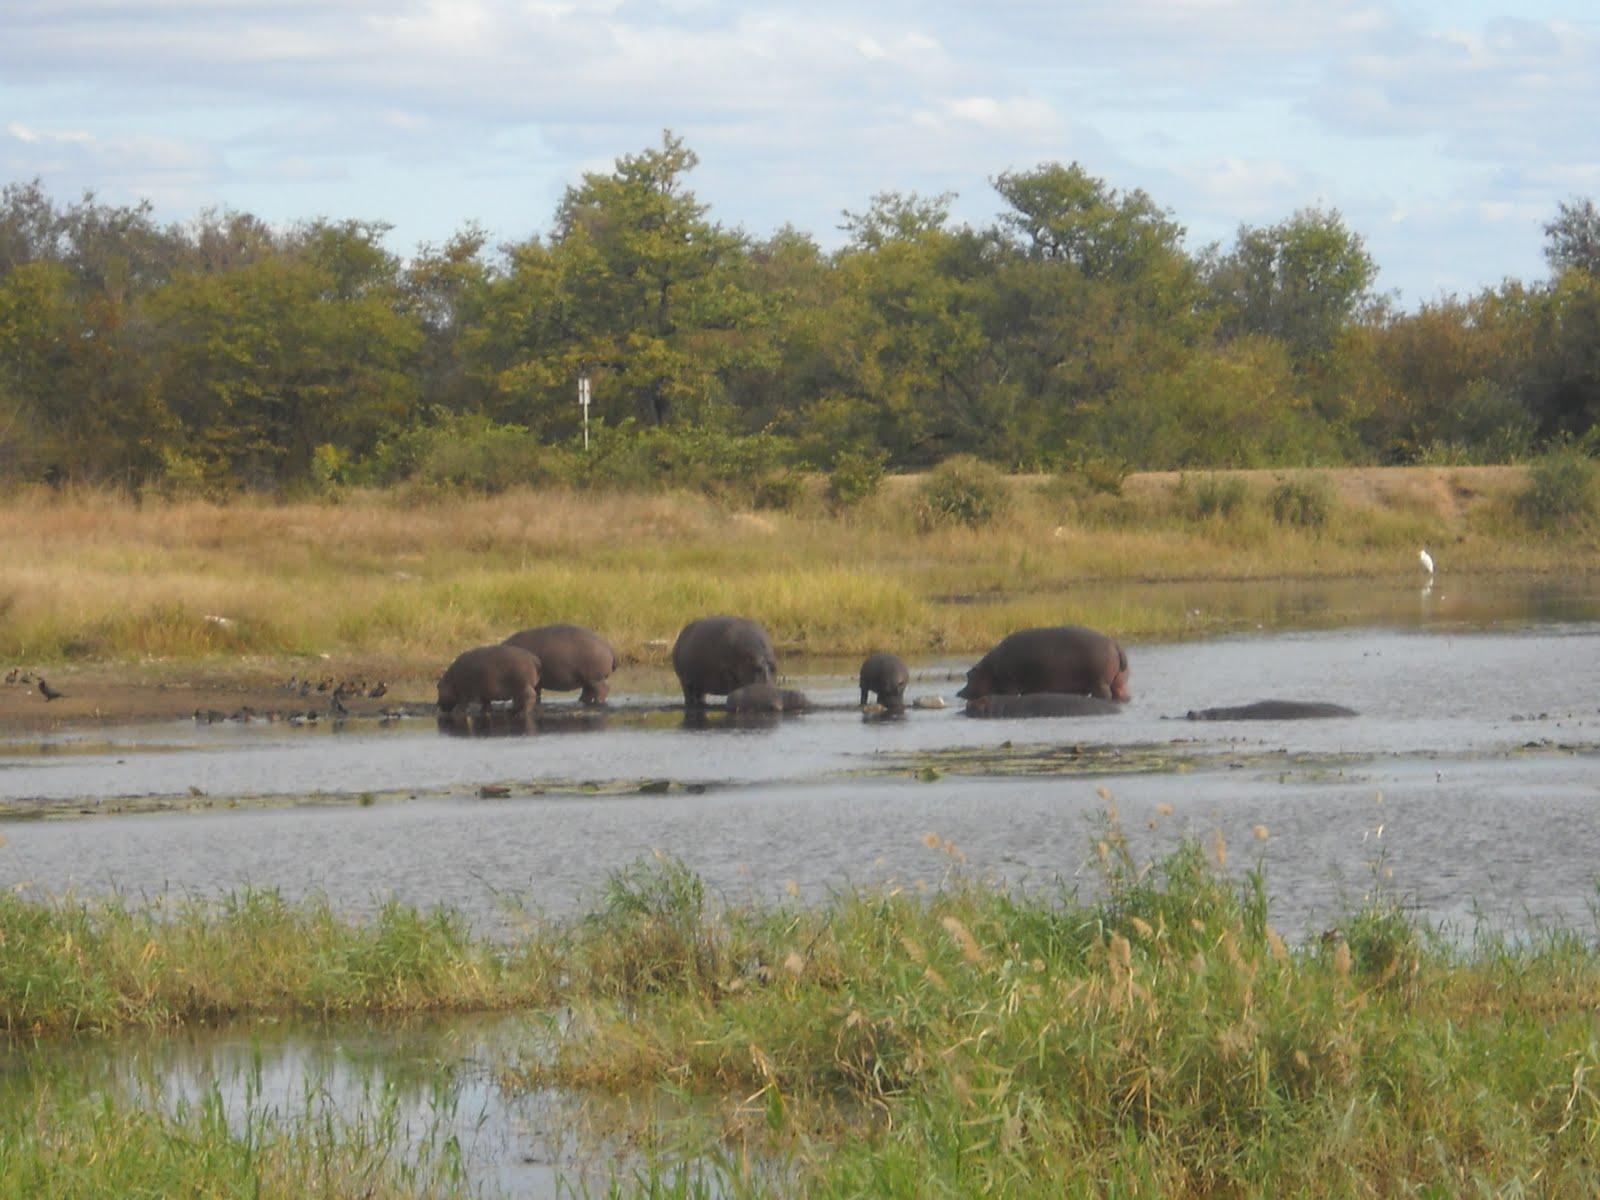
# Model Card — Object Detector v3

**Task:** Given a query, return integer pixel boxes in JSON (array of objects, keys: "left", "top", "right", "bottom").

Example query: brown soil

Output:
[{"left": 0, "top": 662, "right": 435, "bottom": 734}]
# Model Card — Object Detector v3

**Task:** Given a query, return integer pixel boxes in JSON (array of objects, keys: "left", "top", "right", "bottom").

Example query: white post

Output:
[{"left": 578, "top": 375, "right": 591, "bottom": 450}]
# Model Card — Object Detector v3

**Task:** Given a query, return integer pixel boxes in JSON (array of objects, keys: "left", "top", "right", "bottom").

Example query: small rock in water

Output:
[
  {"left": 639, "top": 779, "right": 672, "bottom": 794},
  {"left": 913, "top": 696, "right": 947, "bottom": 710},
  {"left": 478, "top": 784, "right": 512, "bottom": 799}
]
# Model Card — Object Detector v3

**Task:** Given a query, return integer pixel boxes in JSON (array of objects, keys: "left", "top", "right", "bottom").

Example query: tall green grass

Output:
[
  {"left": 0, "top": 1068, "right": 470, "bottom": 1199},
  {"left": 0, "top": 888, "right": 559, "bottom": 1036},
  {"left": 517, "top": 838, "right": 1600, "bottom": 1197},
  {"left": 6, "top": 835, "right": 1600, "bottom": 1194}
]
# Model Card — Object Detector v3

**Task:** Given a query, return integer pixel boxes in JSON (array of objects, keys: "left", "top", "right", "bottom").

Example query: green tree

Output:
[
  {"left": 478, "top": 132, "right": 757, "bottom": 434},
  {"left": 1544, "top": 198, "right": 1600, "bottom": 276},
  {"left": 1205, "top": 208, "right": 1377, "bottom": 368}
]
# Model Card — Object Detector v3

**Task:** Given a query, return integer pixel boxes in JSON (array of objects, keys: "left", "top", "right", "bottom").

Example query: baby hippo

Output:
[
  {"left": 859, "top": 651, "right": 910, "bottom": 708},
  {"left": 437, "top": 644, "right": 541, "bottom": 715},
  {"left": 964, "top": 693, "right": 1124, "bottom": 719},
  {"left": 726, "top": 683, "right": 810, "bottom": 713}
]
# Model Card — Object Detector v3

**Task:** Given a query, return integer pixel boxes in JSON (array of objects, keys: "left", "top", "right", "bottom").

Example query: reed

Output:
[
  {"left": 0, "top": 466, "right": 1592, "bottom": 671},
  {"left": 0, "top": 1069, "right": 469, "bottom": 1199},
  {"left": 0, "top": 888, "right": 560, "bottom": 1037},
  {"left": 4, "top": 831, "right": 1600, "bottom": 1194},
  {"left": 516, "top": 837, "right": 1600, "bottom": 1197}
]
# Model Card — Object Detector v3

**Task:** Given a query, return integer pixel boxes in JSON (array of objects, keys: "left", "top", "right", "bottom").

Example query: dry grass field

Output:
[{"left": 0, "top": 465, "right": 1592, "bottom": 720}]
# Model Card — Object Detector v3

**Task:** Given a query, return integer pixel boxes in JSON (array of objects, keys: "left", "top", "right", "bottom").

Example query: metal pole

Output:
[{"left": 578, "top": 375, "right": 591, "bottom": 451}]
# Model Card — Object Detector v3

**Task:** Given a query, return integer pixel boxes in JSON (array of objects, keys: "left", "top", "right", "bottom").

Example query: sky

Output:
[{"left": 3, "top": 0, "right": 1598, "bottom": 305}]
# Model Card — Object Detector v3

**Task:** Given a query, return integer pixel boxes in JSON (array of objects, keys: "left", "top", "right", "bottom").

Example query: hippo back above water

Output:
[
  {"left": 503, "top": 623, "right": 616, "bottom": 704},
  {"left": 956, "top": 625, "right": 1129, "bottom": 703},
  {"left": 726, "top": 683, "right": 809, "bottom": 713},
  {"left": 671, "top": 615, "right": 778, "bottom": 708},
  {"left": 1186, "top": 700, "right": 1357, "bottom": 721},
  {"left": 437, "top": 644, "right": 541, "bottom": 715}
]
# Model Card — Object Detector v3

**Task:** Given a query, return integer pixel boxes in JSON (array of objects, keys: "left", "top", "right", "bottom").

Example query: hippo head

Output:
[
  {"left": 954, "top": 662, "right": 994, "bottom": 701},
  {"left": 738, "top": 647, "right": 776, "bottom": 689},
  {"left": 1108, "top": 643, "right": 1131, "bottom": 701}
]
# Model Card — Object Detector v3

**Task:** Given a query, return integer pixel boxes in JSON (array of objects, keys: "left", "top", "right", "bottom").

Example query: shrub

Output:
[
  {"left": 576, "top": 421, "right": 794, "bottom": 504},
  {"left": 826, "top": 449, "right": 887, "bottom": 512},
  {"left": 749, "top": 470, "right": 805, "bottom": 511},
  {"left": 363, "top": 410, "right": 569, "bottom": 494},
  {"left": 913, "top": 455, "right": 1010, "bottom": 531},
  {"left": 1179, "top": 473, "right": 1250, "bottom": 520},
  {"left": 1268, "top": 476, "right": 1333, "bottom": 528},
  {"left": 1516, "top": 447, "right": 1599, "bottom": 530}
]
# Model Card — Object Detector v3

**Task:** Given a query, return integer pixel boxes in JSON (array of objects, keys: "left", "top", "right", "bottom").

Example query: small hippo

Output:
[
  {"left": 1186, "top": 700, "right": 1358, "bottom": 721},
  {"left": 726, "top": 683, "right": 810, "bottom": 713},
  {"left": 963, "top": 693, "right": 1125, "bottom": 719},
  {"left": 859, "top": 651, "right": 910, "bottom": 708},
  {"left": 437, "top": 644, "right": 541, "bottom": 715}
]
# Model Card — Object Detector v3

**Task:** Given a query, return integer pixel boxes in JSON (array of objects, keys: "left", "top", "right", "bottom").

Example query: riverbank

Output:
[{"left": 0, "top": 466, "right": 1594, "bottom": 705}]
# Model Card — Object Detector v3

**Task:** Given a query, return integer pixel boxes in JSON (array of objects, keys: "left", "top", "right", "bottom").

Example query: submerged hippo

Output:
[
  {"left": 963, "top": 693, "right": 1125, "bottom": 719},
  {"left": 957, "top": 626, "right": 1130, "bottom": 703},
  {"left": 672, "top": 616, "right": 778, "bottom": 708},
  {"left": 859, "top": 651, "right": 910, "bottom": 708},
  {"left": 726, "top": 683, "right": 810, "bottom": 713},
  {"left": 1186, "top": 700, "right": 1358, "bottom": 721},
  {"left": 503, "top": 623, "right": 616, "bottom": 704},
  {"left": 437, "top": 644, "right": 541, "bottom": 715}
]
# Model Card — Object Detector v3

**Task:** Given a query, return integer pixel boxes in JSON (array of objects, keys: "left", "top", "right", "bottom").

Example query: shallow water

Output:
[
  {"left": 0, "top": 1012, "right": 705, "bottom": 1198},
  {"left": 0, "top": 574, "right": 1596, "bottom": 936}
]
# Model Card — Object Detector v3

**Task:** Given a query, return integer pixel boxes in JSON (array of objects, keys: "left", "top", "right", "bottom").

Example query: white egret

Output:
[{"left": 1419, "top": 546, "right": 1434, "bottom": 576}]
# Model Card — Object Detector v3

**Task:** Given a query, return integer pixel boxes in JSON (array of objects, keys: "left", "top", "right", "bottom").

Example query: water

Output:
[
  {"left": 0, "top": 583, "right": 1595, "bottom": 935},
  {"left": 0, "top": 1012, "right": 710, "bottom": 1198},
  {"left": 2, "top": 574, "right": 1598, "bottom": 1196}
]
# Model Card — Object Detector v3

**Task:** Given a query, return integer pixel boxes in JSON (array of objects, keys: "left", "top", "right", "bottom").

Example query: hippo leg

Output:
[{"left": 581, "top": 679, "right": 608, "bottom": 705}]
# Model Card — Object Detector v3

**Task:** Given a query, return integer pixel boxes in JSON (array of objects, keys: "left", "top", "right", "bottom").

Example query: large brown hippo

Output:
[
  {"left": 963, "top": 693, "right": 1124, "bottom": 718},
  {"left": 726, "top": 683, "right": 810, "bottom": 713},
  {"left": 503, "top": 623, "right": 616, "bottom": 704},
  {"left": 956, "top": 626, "right": 1130, "bottom": 703},
  {"left": 671, "top": 615, "right": 778, "bottom": 708},
  {"left": 437, "top": 644, "right": 541, "bottom": 715},
  {"left": 859, "top": 651, "right": 910, "bottom": 708},
  {"left": 1187, "top": 700, "right": 1357, "bottom": 720}
]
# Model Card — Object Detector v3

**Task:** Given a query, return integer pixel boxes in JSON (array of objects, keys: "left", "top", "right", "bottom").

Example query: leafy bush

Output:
[
  {"left": 749, "top": 470, "right": 805, "bottom": 511},
  {"left": 576, "top": 420, "right": 794, "bottom": 504},
  {"left": 1516, "top": 447, "right": 1598, "bottom": 530},
  {"left": 363, "top": 410, "right": 569, "bottom": 494},
  {"left": 913, "top": 455, "right": 1011, "bottom": 530},
  {"left": 1178, "top": 473, "right": 1250, "bottom": 519},
  {"left": 1268, "top": 476, "right": 1333, "bottom": 528},
  {"left": 826, "top": 449, "right": 887, "bottom": 512}
]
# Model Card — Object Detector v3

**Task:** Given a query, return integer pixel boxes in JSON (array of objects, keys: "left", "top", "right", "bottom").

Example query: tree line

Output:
[{"left": 2, "top": 131, "right": 1598, "bottom": 496}]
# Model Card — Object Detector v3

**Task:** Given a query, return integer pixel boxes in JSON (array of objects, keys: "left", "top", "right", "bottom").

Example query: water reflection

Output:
[{"left": 0, "top": 1013, "right": 700, "bottom": 1199}]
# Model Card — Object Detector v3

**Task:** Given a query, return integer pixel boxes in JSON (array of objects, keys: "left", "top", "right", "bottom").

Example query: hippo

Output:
[
  {"left": 503, "top": 623, "right": 616, "bottom": 704},
  {"left": 726, "top": 683, "right": 810, "bottom": 713},
  {"left": 671, "top": 616, "right": 778, "bottom": 708},
  {"left": 956, "top": 626, "right": 1130, "bottom": 703},
  {"left": 859, "top": 651, "right": 910, "bottom": 708},
  {"left": 1186, "top": 700, "right": 1358, "bottom": 720},
  {"left": 437, "top": 644, "right": 541, "bottom": 715},
  {"left": 963, "top": 693, "right": 1124, "bottom": 719}
]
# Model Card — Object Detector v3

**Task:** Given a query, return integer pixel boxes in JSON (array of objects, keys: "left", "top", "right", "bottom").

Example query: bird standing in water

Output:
[
  {"left": 1419, "top": 546, "right": 1434, "bottom": 576},
  {"left": 37, "top": 678, "right": 63, "bottom": 701}
]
